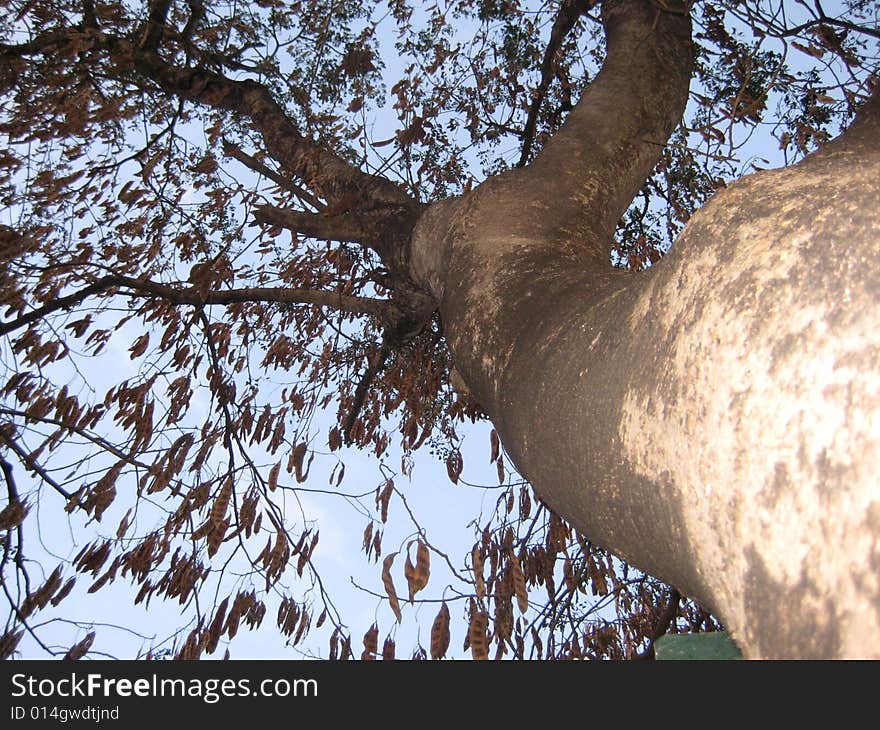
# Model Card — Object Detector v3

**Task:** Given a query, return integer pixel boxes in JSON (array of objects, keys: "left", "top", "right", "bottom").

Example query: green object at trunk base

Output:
[{"left": 655, "top": 632, "right": 744, "bottom": 660}]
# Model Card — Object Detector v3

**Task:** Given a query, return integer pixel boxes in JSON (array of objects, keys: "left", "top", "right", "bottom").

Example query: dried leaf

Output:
[
  {"left": 328, "top": 426, "right": 342, "bottom": 451},
  {"left": 430, "top": 602, "right": 451, "bottom": 659},
  {"left": 50, "top": 577, "right": 76, "bottom": 607},
  {"left": 510, "top": 554, "right": 529, "bottom": 614},
  {"left": 382, "top": 635, "right": 396, "bottom": 660},
  {"left": 0, "top": 628, "right": 24, "bottom": 660},
  {"left": 415, "top": 540, "right": 430, "bottom": 592},
  {"left": 445, "top": 450, "right": 463, "bottom": 484},
  {"left": 404, "top": 539, "right": 430, "bottom": 602},
  {"left": 362, "top": 521, "right": 374, "bottom": 556},
  {"left": 292, "top": 442, "right": 308, "bottom": 482},
  {"left": 206, "top": 519, "right": 228, "bottom": 557},
  {"left": 267, "top": 462, "right": 281, "bottom": 491},
  {"left": 472, "top": 545, "right": 486, "bottom": 601},
  {"left": 329, "top": 628, "right": 339, "bottom": 661},
  {"left": 376, "top": 479, "right": 393, "bottom": 523},
  {"left": 129, "top": 332, "right": 149, "bottom": 359},
  {"left": 381, "top": 552, "right": 402, "bottom": 623},
  {"left": 361, "top": 623, "right": 378, "bottom": 660},
  {"left": 469, "top": 609, "right": 489, "bottom": 660},
  {"left": 63, "top": 631, "right": 95, "bottom": 661},
  {"left": 520, "top": 487, "right": 531, "bottom": 520},
  {"left": 115, "top": 509, "right": 132, "bottom": 540},
  {"left": 205, "top": 597, "right": 229, "bottom": 655},
  {"left": 0, "top": 498, "right": 28, "bottom": 531},
  {"left": 210, "top": 476, "right": 233, "bottom": 527}
]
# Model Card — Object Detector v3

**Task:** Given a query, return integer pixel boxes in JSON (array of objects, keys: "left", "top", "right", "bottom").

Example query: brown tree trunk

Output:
[{"left": 411, "top": 0, "right": 880, "bottom": 658}]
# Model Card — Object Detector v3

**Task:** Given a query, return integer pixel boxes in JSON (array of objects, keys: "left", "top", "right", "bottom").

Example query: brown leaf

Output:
[
  {"left": 376, "top": 479, "right": 393, "bottom": 523},
  {"left": 192, "top": 519, "right": 213, "bottom": 541},
  {"left": 206, "top": 597, "right": 229, "bottom": 655},
  {"left": 445, "top": 450, "right": 463, "bottom": 484},
  {"left": 381, "top": 552, "right": 402, "bottom": 623},
  {"left": 362, "top": 521, "right": 374, "bottom": 556},
  {"left": 472, "top": 545, "right": 486, "bottom": 601},
  {"left": 0, "top": 628, "right": 24, "bottom": 660},
  {"left": 382, "top": 635, "right": 396, "bottom": 660},
  {"left": 129, "top": 332, "right": 149, "bottom": 359},
  {"left": 115, "top": 509, "right": 132, "bottom": 539},
  {"left": 0, "top": 498, "right": 28, "bottom": 531},
  {"left": 404, "top": 539, "right": 430, "bottom": 602},
  {"left": 415, "top": 540, "right": 430, "bottom": 590},
  {"left": 510, "top": 554, "right": 529, "bottom": 615},
  {"left": 520, "top": 486, "right": 531, "bottom": 520},
  {"left": 329, "top": 628, "right": 339, "bottom": 660},
  {"left": 292, "top": 442, "right": 309, "bottom": 482},
  {"left": 50, "top": 577, "right": 76, "bottom": 607},
  {"left": 430, "top": 602, "right": 451, "bottom": 659},
  {"left": 372, "top": 529, "right": 382, "bottom": 559},
  {"left": 267, "top": 461, "right": 281, "bottom": 491},
  {"left": 210, "top": 476, "right": 233, "bottom": 527},
  {"left": 361, "top": 623, "right": 378, "bottom": 660},
  {"left": 193, "top": 155, "right": 218, "bottom": 175},
  {"left": 468, "top": 609, "right": 489, "bottom": 660},
  {"left": 328, "top": 426, "right": 342, "bottom": 451},
  {"left": 207, "top": 519, "right": 228, "bottom": 557},
  {"left": 63, "top": 631, "right": 95, "bottom": 661}
]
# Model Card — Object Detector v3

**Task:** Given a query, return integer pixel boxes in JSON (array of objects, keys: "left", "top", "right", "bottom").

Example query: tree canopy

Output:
[{"left": 0, "top": 0, "right": 877, "bottom": 659}]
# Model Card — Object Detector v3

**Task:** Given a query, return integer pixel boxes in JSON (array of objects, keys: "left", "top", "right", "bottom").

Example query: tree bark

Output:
[{"left": 411, "top": 0, "right": 880, "bottom": 658}]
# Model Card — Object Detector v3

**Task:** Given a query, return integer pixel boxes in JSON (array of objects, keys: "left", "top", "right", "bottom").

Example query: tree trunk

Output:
[{"left": 410, "top": 0, "right": 880, "bottom": 658}]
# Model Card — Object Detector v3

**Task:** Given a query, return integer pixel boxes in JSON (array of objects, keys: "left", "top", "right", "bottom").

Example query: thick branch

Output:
[
  {"left": 221, "top": 139, "right": 324, "bottom": 210},
  {"left": 252, "top": 205, "right": 367, "bottom": 244},
  {"left": 0, "top": 275, "right": 396, "bottom": 337},
  {"left": 525, "top": 0, "right": 694, "bottom": 256},
  {"left": 138, "top": 0, "right": 173, "bottom": 52},
  {"left": 129, "top": 45, "right": 411, "bottom": 208},
  {"left": 181, "top": 0, "right": 205, "bottom": 47},
  {"left": 0, "top": 25, "right": 413, "bottom": 212},
  {"left": 518, "top": 0, "right": 595, "bottom": 168},
  {"left": 342, "top": 338, "right": 392, "bottom": 445},
  {"left": 635, "top": 588, "right": 681, "bottom": 659}
]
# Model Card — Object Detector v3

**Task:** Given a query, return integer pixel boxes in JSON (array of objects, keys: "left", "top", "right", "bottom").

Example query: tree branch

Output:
[
  {"left": 138, "top": 0, "right": 173, "bottom": 52},
  {"left": 80, "top": 0, "right": 97, "bottom": 30},
  {"left": 518, "top": 0, "right": 595, "bottom": 168},
  {"left": 0, "top": 274, "right": 398, "bottom": 337},
  {"left": 342, "top": 337, "right": 392, "bottom": 445},
  {"left": 129, "top": 43, "right": 411, "bottom": 209},
  {"left": 0, "top": 407, "right": 152, "bottom": 473},
  {"left": 252, "top": 205, "right": 367, "bottom": 244},
  {"left": 519, "top": 0, "right": 695, "bottom": 261},
  {"left": 0, "top": 24, "right": 414, "bottom": 213},
  {"left": 0, "top": 430, "right": 72, "bottom": 501},
  {"left": 221, "top": 139, "right": 324, "bottom": 210},
  {"left": 634, "top": 588, "right": 680, "bottom": 659}
]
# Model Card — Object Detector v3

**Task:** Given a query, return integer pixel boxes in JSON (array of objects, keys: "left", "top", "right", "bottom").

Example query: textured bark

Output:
[{"left": 411, "top": 1, "right": 880, "bottom": 658}]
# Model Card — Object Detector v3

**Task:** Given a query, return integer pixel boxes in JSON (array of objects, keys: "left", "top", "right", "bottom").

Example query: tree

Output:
[{"left": 0, "top": 0, "right": 877, "bottom": 659}]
